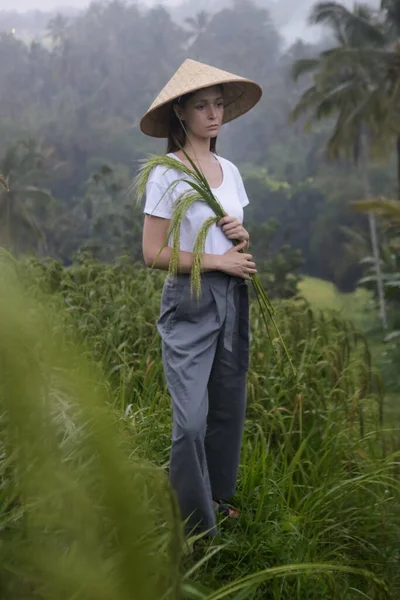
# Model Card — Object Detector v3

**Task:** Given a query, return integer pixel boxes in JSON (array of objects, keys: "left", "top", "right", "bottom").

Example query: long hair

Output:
[{"left": 166, "top": 86, "right": 223, "bottom": 154}]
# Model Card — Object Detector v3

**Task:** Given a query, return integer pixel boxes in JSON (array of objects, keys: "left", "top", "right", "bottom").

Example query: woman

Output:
[{"left": 140, "top": 59, "right": 262, "bottom": 538}]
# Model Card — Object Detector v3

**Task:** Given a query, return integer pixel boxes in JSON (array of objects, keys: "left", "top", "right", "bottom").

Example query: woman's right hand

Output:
[{"left": 217, "top": 241, "right": 257, "bottom": 280}]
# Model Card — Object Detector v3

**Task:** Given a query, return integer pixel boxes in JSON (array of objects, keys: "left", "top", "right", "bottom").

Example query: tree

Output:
[
  {"left": 46, "top": 13, "right": 70, "bottom": 47},
  {"left": 312, "top": 0, "right": 400, "bottom": 197},
  {"left": 184, "top": 10, "right": 210, "bottom": 51},
  {"left": 0, "top": 139, "right": 56, "bottom": 254},
  {"left": 291, "top": 1, "right": 388, "bottom": 329},
  {"left": 353, "top": 195, "right": 400, "bottom": 318}
]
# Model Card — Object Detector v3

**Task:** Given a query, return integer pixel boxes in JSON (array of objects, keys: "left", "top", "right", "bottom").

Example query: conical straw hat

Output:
[{"left": 140, "top": 58, "right": 263, "bottom": 138}]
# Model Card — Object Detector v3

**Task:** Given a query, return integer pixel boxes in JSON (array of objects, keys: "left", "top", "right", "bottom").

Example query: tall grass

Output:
[{"left": 0, "top": 253, "right": 399, "bottom": 598}]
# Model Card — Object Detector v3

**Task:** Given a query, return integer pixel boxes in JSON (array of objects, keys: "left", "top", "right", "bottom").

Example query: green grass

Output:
[
  {"left": 298, "top": 276, "right": 379, "bottom": 331},
  {"left": 299, "top": 276, "right": 400, "bottom": 429},
  {"left": 0, "top": 256, "right": 399, "bottom": 599}
]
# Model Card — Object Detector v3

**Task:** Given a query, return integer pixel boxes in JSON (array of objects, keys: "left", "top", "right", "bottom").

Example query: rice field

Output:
[
  {"left": 0, "top": 254, "right": 399, "bottom": 599},
  {"left": 298, "top": 276, "right": 378, "bottom": 329}
]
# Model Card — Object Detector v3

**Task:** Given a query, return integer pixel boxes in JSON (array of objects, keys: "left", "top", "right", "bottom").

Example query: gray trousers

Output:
[{"left": 157, "top": 271, "right": 249, "bottom": 535}]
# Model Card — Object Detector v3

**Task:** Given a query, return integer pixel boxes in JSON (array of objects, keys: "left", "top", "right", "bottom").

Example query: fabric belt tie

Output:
[{"left": 223, "top": 278, "right": 247, "bottom": 353}]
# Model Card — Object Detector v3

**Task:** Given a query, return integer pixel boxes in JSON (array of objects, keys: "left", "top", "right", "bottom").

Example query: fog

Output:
[{"left": 0, "top": 0, "right": 381, "bottom": 43}]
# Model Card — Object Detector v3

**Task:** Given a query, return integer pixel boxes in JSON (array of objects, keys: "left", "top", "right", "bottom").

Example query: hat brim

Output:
[{"left": 140, "top": 79, "right": 262, "bottom": 138}]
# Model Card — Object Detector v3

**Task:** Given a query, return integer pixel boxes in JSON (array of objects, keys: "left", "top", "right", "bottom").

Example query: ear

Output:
[{"left": 173, "top": 105, "right": 184, "bottom": 122}]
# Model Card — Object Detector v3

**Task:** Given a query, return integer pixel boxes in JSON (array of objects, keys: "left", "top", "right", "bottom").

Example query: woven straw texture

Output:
[{"left": 140, "top": 59, "right": 263, "bottom": 138}]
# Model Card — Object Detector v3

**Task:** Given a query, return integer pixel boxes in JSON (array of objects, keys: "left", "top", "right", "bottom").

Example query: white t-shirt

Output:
[{"left": 143, "top": 153, "right": 249, "bottom": 255}]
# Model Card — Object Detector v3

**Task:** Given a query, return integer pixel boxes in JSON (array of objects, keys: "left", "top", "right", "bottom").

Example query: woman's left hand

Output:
[{"left": 218, "top": 216, "right": 249, "bottom": 244}]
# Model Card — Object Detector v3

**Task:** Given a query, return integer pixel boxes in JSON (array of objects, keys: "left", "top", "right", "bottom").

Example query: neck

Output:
[{"left": 182, "top": 134, "right": 212, "bottom": 160}]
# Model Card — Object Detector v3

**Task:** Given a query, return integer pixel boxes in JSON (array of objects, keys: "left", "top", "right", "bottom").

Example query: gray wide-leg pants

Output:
[{"left": 157, "top": 271, "right": 250, "bottom": 535}]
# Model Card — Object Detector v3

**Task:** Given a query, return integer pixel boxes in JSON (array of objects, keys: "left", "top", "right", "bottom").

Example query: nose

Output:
[{"left": 207, "top": 105, "right": 217, "bottom": 120}]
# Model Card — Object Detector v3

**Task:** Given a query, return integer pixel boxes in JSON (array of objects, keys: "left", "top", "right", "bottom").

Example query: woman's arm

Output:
[
  {"left": 142, "top": 214, "right": 221, "bottom": 272},
  {"left": 142, "top": 215, "right": 257, "bottom": 279}
]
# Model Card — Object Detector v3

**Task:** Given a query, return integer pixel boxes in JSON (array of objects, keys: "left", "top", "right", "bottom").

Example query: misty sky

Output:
[
  {"left": 0, "top": 0, "right": 380, "bottom": 12},
  {"left": 1, "top": 0, "right": 381, "bottom": 42},
  {"left": 2, "top": 0, "right": 180, "bottom": 10}
]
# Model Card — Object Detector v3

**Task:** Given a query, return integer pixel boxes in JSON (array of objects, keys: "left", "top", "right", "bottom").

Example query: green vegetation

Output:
[
  {"left": 0, "top": 254, "right": 397, "bottom": 599},
  {"left": 299, "top": 276, "right": 400, "bottom": 432},
  {"left": 299, "top": 276, "right": 378, "bottom": 329}
]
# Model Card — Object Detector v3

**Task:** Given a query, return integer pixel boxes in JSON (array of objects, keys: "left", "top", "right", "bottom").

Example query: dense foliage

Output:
[{"left": 1, "top": 0, "right": 398, "bottom": 293}]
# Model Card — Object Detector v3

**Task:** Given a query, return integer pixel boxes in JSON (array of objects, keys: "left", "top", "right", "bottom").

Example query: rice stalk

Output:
[
  {"left": 133, "top": 149, "right": 295, "bottom": 372},
  {"left": 153, "top": 190, "right": 203, "bottom": 277},
  {"left": 133, "top": 155, "right": 195, "bottom": 201},
  {"left": 191, "top": 216, "right": 220, "bottom": 297}
]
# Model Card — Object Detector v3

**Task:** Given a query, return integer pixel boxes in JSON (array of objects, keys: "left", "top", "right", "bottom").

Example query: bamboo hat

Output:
[{"left": 140, "top": 58, "right": 263, "bottom": 138}]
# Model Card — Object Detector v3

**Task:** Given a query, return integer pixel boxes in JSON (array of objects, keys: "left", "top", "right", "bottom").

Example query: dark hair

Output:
[{"left": 166, "top": 85, "right": 223, "bottom": 154}]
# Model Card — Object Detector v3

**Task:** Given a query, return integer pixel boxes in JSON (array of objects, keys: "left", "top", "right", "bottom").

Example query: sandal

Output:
[{"left": 214, "top": 501, "right": 240, "bottom": 519}]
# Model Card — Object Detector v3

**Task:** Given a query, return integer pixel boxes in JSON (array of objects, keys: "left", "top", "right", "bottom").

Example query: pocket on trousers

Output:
[
  {"left": 158, "top": 278, "right": 185, "bottom": 334},
  {"left": 158, "top": 277, "right": 217, "bottom": 334}
]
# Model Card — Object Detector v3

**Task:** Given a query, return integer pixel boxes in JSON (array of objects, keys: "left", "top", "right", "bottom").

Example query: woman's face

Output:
[{"left": 177, "top": 86, "right": 224, "bottom": 140}]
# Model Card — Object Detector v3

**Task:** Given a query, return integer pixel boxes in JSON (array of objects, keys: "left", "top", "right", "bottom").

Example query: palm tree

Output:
[
  {"left": 185, "top": 10, "right": 209, "bottom": 36},
  {"left": 46, "top": 13, "right": 69, "bottom": 48},
  {"left": 353, "top": 195, "right": 400, "bottom": 309},
  {"left": 291, "top": 1, "right": 388, "bottom": 329},
  {"left": 370, "top": 0, "right": 400, "bottom": 194},
  {"left": 184, "top": 10, "right": 210, "bottom": 51},
  {"left": 314, "top": 1, "right": 400, "bottom": 196},
  {"left": 0, "top": 139, "right": 55, "bottom": 254}
]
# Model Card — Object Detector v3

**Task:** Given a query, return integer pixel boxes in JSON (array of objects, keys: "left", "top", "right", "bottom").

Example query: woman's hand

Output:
[
  {"left": 218, "top": 216, "right": 249, "bottom": 244},
  {"left": 216, "top": 240, "right": 257, "bottom": 281}
]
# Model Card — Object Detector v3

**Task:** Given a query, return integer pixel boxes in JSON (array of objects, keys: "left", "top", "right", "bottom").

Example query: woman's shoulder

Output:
[{"left": 147, "top": 157, "right": 183, "bottom": 188}]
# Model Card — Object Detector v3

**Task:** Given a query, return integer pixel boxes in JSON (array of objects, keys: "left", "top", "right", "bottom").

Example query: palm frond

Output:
[
  {"left": 352, "top": 197, "right": 400, "bottom": 221},
  {"left": 314, "top": 97, "right": 338, "bottom": 120},
  {"left": 325, "top": 102, "right": 362, "bottom": 159},
  {"left": 324, "top": 45, "right": 397, "bottom": 70},
  {"left": 309, "top": 2, "right": 385, "bottom": 47},
  {"left": 291, "top": 58, "right": 321, "bottom": 82},
  {"left": 290, "top": 86, "right": 323, "bottom": 122}
]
